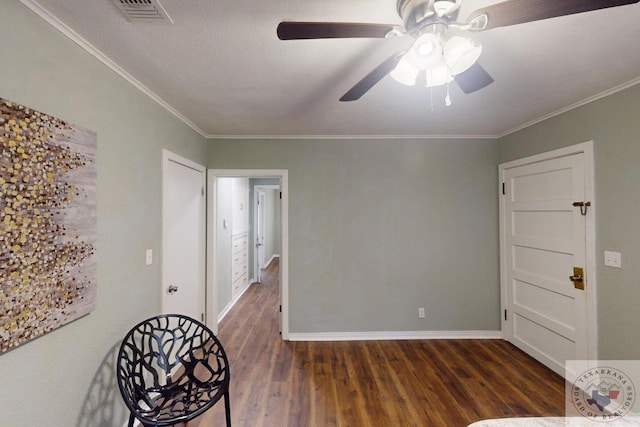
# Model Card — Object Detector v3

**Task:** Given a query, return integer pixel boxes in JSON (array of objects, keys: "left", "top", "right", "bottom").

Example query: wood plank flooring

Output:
[{"left": 191, "top": 260, "right": 565, "bottom": 427}]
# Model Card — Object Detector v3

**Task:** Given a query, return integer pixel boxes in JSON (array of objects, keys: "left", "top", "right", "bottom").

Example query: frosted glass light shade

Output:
[
  {"left": 390, "top": 55, "right": 419, "bottom": 86},
  {"left": 443, "top": 36, "right": 482, "bottom": 76},
  {"left": 391, "top": 32, "right": 482, "bottom": 89},
  {"left": 408, "top": 33, "right": 442, "bottom": 69},
  {"left": 425, "top": 59, "right": 454, "bottom": 88}
]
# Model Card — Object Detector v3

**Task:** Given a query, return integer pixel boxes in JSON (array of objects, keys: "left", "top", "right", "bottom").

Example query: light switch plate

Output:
[
  {"left": 604, "top": 251, "right": 622, "bottom": 268},
  {"left": 146, "top": 249, "right": 153, "bottom": 266}
]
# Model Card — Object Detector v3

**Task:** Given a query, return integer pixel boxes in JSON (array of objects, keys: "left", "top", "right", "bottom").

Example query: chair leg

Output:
[
  {"left": 128, "top": 413, "right": 135, "bottom": 427},
  {"left": 224, "top": 390, "right": 232, "bottom": 427}
]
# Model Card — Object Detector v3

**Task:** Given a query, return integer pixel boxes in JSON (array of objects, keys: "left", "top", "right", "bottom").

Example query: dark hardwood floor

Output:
[{"left": 192, "top": 259, "right": 565, "bottom": 426}]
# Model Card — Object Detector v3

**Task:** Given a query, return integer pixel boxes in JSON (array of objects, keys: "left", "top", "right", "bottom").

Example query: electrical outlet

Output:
[
  {"left": 418, "top": 308, "right": 425, "bottom": 318},
  {"left": 604, "top": 251, "right": 622, "bottom": 268}
]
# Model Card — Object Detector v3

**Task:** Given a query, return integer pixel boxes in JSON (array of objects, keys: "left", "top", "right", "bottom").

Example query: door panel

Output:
[
  {"left": 162, "top": 152, "right": 205, "bottom": 320},
  {"left": 513, "top": 280, "right": 574, "bottom": 328},
  {"left": 512, "top": 210, "right": 573, "bottom": 240},
  {"left": 511, "top": 161, "right": 573, "bottom": 201},
  {"left": 513, "top": 314, "right": 576, "bottom": 362},
  {"left": 502, "top": 152, "right": 588, "bottom": 376}
]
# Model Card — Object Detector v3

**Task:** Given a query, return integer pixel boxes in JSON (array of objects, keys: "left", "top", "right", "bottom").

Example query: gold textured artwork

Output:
[{"left": 0, "top": 97, "right": 97, "bottom": 353}]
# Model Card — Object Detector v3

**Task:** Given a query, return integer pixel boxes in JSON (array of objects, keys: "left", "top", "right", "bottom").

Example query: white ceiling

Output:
[{"left": 22, "top": 0, "right": 640, "bottom": 138}]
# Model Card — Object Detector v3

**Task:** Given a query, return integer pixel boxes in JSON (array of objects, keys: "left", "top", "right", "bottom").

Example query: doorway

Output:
[
  {"left": 254, "top": 184, "right": 280, "bottom": 284},
  {"left": 499, "top": 141, "right": 596, "bottom": 377},
  {"left": 207, "top": 170, "right": 289, "bottom": 339}
]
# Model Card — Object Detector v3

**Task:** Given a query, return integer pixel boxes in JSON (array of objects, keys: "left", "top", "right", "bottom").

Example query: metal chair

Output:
[{"left": 117, "top": 314, "right": 231, "bottom": 426}]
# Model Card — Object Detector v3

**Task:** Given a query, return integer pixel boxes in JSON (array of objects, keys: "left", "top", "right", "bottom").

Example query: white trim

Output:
[
  {"left": 206, "top": 170, "right": 218, "bottom": 334},
  {"left": 264, "top": 254, "right": 280, "bottom": 269},
  {"left": 18, "top": 0, "right": 207, "bottom": 138},
  {"left": 498, "top": 78, "right": 640, "bottom": 138},
  {"left": 583, "top": 142, "right": 598, "bottom": 360},
  {"left": 162, "top": 149, "right": 206, "bottom": 174},
  {"left": 288, "top": 330, "right": 502, "bottom": 342},
  {"left": 217, "top": 280, "right": 253, "bottom": 323},
  {"left": 208, "top": 169, "right": 289, "bottom": 339},
  {"left": 498, "top": 141, "right": 597, "bottom": 361},
  {"left": 499, "top": 140, "right": 593, "bottom": 169},
  {"left": 217, "top": 301, "right": 233, "bottom": 323},
  {"left": 205, "top": 134, "right": 498, "bottom": 140}
]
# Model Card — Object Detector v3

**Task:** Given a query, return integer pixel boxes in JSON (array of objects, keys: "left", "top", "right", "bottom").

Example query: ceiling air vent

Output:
[{"left": 111, "top": 0, "right": 174, "bottom": 24}]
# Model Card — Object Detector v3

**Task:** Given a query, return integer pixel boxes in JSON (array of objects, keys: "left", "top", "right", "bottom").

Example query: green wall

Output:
[
  {"left": 208, "top": 138, "right": 500, "bottom": 333},
  {"left": 498, "top": 83, "right": 640, "bottom": 359},
  {"left": 0, "top": 1, "right": 207, "bottom": 426}
]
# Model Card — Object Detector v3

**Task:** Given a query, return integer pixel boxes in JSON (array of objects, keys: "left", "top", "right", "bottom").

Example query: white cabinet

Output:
[{"left": 231, "top": 232, "right": 248, "bottom": 298}]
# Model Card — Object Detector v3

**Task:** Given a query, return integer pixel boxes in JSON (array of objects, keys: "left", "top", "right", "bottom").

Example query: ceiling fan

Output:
[{"left": 277, "top": 0, "right": 639, "bottom": 102}]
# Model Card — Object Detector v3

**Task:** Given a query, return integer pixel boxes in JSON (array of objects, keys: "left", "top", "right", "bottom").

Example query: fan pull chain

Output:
[
  {"left": 429, "top": 85, "right": 434, "bottom": 111},
  {"left": 445, "top": 81, "right": 452, "bottom": 107},
  {"left": 424, "top": 70, "right": 434, "bottom": 113}
]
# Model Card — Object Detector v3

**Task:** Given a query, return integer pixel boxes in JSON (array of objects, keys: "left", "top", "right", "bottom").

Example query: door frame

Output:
[
  {"left": 207, "top": 170, "right": 289, "bottom": 339},
  {"left": 254, "top": 184, "right": 280, "bottom": 282},
  {"left": 499, "top": 141, "right": 597, "bottom": 361},
  {"left": 161, "top": 149, "right": 206, "bottom": 319}
]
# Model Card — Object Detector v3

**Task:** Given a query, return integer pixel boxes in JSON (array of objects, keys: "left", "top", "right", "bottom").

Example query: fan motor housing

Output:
[{"left": 397, "top": 0, "right": 459, "bottom": 34}]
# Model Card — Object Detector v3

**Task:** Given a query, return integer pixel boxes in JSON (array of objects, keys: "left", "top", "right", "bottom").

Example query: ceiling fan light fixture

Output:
[
  {"left": 408, "top": 33, "right": 442, "bottom": 68},
  {"left": 425, "top": 59, "right": 454, "bottom": 88},
  {"left": 443, "top": 36, "right": 482, "bottom": 75},
  {"left": 390, "top": 56, "right": 419, "bottom": 86},
  {"left": 433, "top": 0, "right": 461, "bottom": 17}
]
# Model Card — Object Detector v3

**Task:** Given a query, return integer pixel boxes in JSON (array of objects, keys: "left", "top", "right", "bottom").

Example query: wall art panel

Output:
[{"left": 0, "top": 97, "right": 97, "bottom": 353}]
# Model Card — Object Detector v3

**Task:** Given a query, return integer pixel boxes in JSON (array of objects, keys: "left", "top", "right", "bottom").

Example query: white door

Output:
[
  {"left": 500, "top": 144, "right": 595, "bottom": 376},
  {"left": 255, "top": 191, "right": 266, "bottom": 283},
  {"left": 162, "top": 151, "right": 206, "bottom": 321}
]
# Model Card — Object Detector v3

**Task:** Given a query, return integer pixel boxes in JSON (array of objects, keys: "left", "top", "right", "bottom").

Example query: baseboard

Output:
[
  {"left": 264, "top": 254, "right": 280, "bottom": 268},
  {"left": 217, "top": 281, "right": 253, "bottom": 322},
  {"left": 287, "top": 330, "right": 503, "bottom": 341}
]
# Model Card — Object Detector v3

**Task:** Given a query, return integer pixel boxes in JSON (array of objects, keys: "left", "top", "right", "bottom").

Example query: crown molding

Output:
[
  {"left": 18, "top": 0, "right": 207, "bottom": 139},
  {"left": 498, "top": 76, "right": 640, "bottom": 139},
  {"left": 204, "top": 133, "right": 499, "bottom": 140}
]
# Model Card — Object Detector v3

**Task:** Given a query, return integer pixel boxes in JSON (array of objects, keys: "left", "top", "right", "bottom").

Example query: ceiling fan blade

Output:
[
  {"left": 454, "top": 63, "right": 494, "bottom": 94},
  {"left": 340, "top": 51, "right": 406, "bottom": 102},
  {"left": 466, "top": 0, "right": 640, "bottom": 30},
  {"left": 277, "top": 22, "right": 399, "bottom": 40}
]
